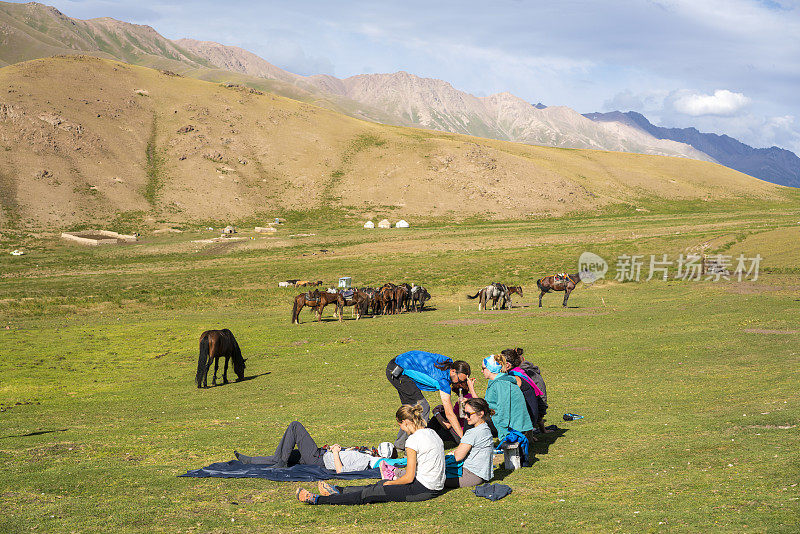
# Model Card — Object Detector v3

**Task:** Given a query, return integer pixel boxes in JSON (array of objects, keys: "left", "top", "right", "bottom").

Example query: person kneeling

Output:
[
  {"left": 445, "top": 398, "right": 495, "bottom": 488},
  {"left": 296, "top": 404, "right": 445, "bottom": 505}
]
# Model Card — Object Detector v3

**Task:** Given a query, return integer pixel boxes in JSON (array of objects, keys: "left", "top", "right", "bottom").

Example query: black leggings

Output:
[
  {"left": 386, "top": 358, "right": 430, "bottom": 450},
  {"left": 241, "top": 421, "right": 325, "bottom": 467},
  {"left": 316, "top": 479, "right": 441, "bottom": 505}
]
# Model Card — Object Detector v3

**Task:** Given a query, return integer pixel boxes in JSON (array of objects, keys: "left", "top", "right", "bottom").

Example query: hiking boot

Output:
[
  {"left": 296, "top": 487, "right": 318, "bottom": 504},
  {"left": 317, "top": 481, "right": 340, "bottom": 496}
]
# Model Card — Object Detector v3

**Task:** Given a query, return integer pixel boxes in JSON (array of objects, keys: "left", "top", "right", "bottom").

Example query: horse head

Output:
[{"left": 234, "top": 357, "right": 247, "bottom": 381}]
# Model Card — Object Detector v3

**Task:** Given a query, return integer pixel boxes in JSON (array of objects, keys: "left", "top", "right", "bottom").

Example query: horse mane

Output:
[{"left": 222, "top": 329, "right": 246, "bottom": 378}]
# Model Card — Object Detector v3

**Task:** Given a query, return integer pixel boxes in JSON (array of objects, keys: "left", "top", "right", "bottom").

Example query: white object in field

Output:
[
  {"left": 395, "top": 219, "right": 410, "bottom": 228},
  {"left": 503, "top": 443, "right": 521, "bottom": 470},
  {"left": 363, "top": 220, "right": 375, "bottom": 229},
  {"left": 377, "top": 219, "right": 391, "bottom": 228}
]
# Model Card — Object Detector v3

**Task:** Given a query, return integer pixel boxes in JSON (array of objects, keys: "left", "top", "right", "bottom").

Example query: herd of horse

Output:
[
  {"left": 196, "top": 271, "right": 587, "bottom": 387},
  {"left": 290, "top": 283, "right": 432, "bottom": 324}
]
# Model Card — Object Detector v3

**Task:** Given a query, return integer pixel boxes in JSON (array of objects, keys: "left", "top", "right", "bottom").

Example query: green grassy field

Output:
[{"left": 1, "top": 208, "right": 799, "bottom": 533}]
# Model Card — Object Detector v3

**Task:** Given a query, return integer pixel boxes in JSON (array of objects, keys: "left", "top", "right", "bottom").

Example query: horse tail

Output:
[
  {"left": 291, "top": 297, "right": 299, "bottom": 324},
  {"left": 466, "top": 291, "right": 481, "bottom": 299},
  {"left": 536, "top": 278, "right": 547, "bottom": 292},
  {"left": 196, "top": 333, "right": 210, "bottom": 388}
]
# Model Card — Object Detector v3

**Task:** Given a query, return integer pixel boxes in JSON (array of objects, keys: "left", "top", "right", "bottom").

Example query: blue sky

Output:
[{"left": 25, "top": 0, "right": 800, "bottom": 153}]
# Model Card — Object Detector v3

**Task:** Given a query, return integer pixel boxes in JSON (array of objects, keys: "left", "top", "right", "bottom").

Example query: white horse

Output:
[{"left": 467, "top": 283, "right": 508, "bottom": 311}]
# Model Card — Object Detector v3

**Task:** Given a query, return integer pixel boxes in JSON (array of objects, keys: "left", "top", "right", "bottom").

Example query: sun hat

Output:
[
  {"left": 377, "top": 442, "right": 395, "bottom": 459},
  {"left": 482, "top": 355, "right": 502, "bottom": 374}
]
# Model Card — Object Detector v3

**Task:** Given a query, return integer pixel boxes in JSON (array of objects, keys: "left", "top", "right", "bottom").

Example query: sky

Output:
[{"left": 23, "top": 0, "right": 800, "bottom": 153}]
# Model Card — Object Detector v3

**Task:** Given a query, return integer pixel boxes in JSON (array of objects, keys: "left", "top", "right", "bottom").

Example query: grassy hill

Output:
[{"left": 0, "top": 56, "right": 796, "bottom": 232}]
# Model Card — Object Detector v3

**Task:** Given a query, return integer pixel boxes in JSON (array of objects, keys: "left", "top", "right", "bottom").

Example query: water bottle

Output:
[{"left": 563, "top": 413, "right": 584, "bottom": 421}]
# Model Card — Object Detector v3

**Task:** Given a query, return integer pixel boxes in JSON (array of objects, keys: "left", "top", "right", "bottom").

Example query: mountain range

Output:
[{"left": 0, "top": 1, "right": 797, "bottom": 188}]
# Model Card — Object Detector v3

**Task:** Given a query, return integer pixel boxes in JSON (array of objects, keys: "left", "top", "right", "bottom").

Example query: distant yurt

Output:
[
  {"left": 378, "top": 219, "right": 391, "bottom": 229},
  {"left": 395, "top": 220, "right": 410, "bottom": 228},
  {"left": 363, "top": 220, "right": 375, "bottom": 229}
]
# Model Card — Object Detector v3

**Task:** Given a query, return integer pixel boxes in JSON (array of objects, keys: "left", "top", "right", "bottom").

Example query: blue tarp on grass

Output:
[{"left": 179, "top": 460, "right": 381, "bottom": 482}]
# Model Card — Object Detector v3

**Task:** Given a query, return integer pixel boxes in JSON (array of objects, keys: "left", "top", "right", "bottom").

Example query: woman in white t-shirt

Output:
[
  {"left": 297, "top": 405, "right": 446, "bottom": 505},
  {"left": 446, "top": 397, "right": 495, "bottom": 488}
]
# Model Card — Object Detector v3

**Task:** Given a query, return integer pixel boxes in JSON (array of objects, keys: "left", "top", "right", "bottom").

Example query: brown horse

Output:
[
  {"left": 195, "top": 329, "right": 246, "bottom": 388},
  {"left": 340, "top": 290, "right": 371, "bottom": 320},
  {"left": 504, "top": 286, "right": 523, "bottom": 308},
  {"left": 537, "top": 272, "right": 582, "bottom": 307},
  {"left": 374, "top": 286, "right": 396, "bottom": 315},
  {"left": 291, "top": 291, "right": 344, "bottom": 324}
]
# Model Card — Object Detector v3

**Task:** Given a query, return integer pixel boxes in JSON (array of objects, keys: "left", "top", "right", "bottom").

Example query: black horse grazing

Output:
[
  {"left": 196, "top": 329, "right": 246, "bottom": 388},
  {"left": 536, "top": 272, "right": 583, "bottom": 307}
]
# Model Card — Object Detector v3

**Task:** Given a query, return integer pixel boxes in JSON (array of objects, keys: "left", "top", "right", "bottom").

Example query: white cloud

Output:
[{"left": 674, "top": 90, "right": 751, "bottom": 116}]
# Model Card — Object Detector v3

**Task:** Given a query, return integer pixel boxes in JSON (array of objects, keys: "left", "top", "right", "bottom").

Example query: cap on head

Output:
[
  {"left": 377, "top": 442, "right": 395, "bottom": 458},
  {"left": 482, "top": 355, "right": 502, "bottom": 374}
]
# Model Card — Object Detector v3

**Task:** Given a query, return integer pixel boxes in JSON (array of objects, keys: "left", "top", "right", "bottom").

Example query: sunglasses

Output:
[{"left": 464, "top": 410, "right": 478, "bottom": 417}]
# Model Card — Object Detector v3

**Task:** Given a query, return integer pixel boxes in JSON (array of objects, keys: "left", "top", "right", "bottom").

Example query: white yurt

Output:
[
  {"left": 378, "top": 219, "right": 391, "bottom": 229},
  {"left": 363, "top": 220, "right": 375, "bottom": 229},
  {"left": 395, "top": 219, "right": 410, "bottom": 228}
]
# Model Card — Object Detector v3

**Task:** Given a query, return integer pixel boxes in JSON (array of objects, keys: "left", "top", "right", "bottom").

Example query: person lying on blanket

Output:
[
  {"left": 234, "top": 421, "right": 394, "bottom": 472},
  {"left": 296, "top": 404, "right": 445, "bottom": 505}
]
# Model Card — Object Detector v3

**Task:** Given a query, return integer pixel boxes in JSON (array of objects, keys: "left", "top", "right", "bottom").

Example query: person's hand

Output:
[{"left": 331, "top": 444, "right": 342, "bottom": 454}]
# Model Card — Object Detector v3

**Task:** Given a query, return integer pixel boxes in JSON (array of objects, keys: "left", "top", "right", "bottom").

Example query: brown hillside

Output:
[{"left": 0, "top": 56, "right": 791, "bottom": 230}]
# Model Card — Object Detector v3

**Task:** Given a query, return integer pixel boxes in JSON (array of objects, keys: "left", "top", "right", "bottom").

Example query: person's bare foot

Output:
[{"left": 296, "top": 487, "right": 318, "bottom": 504}]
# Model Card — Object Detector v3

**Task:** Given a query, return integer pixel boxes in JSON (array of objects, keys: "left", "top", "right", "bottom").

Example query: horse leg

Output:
[
  {"left": 539, "top": 290, "right": 544, "bottom": 307},
  {"left": 212, "top": 356, "right": 220, "bottom": 386},
  {"left": 563, "top": 288, "right": 571, "bottom": 307},
  {"left": 222, "top": 355, "right": 230, "bottom": 384}
]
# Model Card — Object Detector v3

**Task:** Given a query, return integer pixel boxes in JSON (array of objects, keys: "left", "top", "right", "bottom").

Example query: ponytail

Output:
[
  {"left": 501, "top": 347, "right": 524, "bottom": 368},
  {"left": 396, "top": 404, "right": 427, "bottom": 430},
  {"left": 434, "top": 359, "right": 471, "bottom": 376}
]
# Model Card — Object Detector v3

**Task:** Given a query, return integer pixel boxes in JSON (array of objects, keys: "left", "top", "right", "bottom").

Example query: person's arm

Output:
[
  {"left": 439, "top": 391, "right": 464, "bottom": 438},
  {"left": 384, "top": 447, "right": 416, "bottom": 486},
  {"left": 331, "top": 444, "right": 343, "bottom": 473},
  {"left": 451, "top": 441, "right": 473, "bottom": 462},
  {"left": 466, "top": 377, "right": 478, "bottom": 398}
]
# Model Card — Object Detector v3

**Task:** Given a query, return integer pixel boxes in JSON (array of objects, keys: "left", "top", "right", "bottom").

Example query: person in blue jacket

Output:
[{"left": 386, "top": 350, "right": 471, "bottom": 450}]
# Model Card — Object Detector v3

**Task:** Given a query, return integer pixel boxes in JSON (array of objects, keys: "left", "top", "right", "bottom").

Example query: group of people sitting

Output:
[{"left": 233, "top": 347, "right": 547, "bottom": 506}]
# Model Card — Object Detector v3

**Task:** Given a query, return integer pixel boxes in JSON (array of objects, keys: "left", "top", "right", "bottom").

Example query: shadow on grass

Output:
[
  {"left": 492, "top": 426, "right": 569, "bottom": 482},
  {"left": 1, "top": 428, "right": 68, "bottom": 439},
  {"left": 208, "top": 372, "right": 271, "bottom": 387}
]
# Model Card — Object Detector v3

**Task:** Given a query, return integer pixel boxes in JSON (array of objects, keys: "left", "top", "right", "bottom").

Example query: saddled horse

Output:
[
  {"left": 291, "top": 290, "right": 320, "bottom": 324},
  {"left": 536, "top": 272, "right": 584, "bottom": 307},
  {"left": 291, "top": 290, "right": 344, "bottom": 324},
  {"left": 196, "top": 329, "right": 246, "bottom": 388},
  {"left": 339, "top": 289, "right": 371, "bottom": 320},
  {"left": 410, "top": 285, "right": 431, "bottom": 311},
  {"left": 467, "top": 283, "right": 508, "bottom": 311}
]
